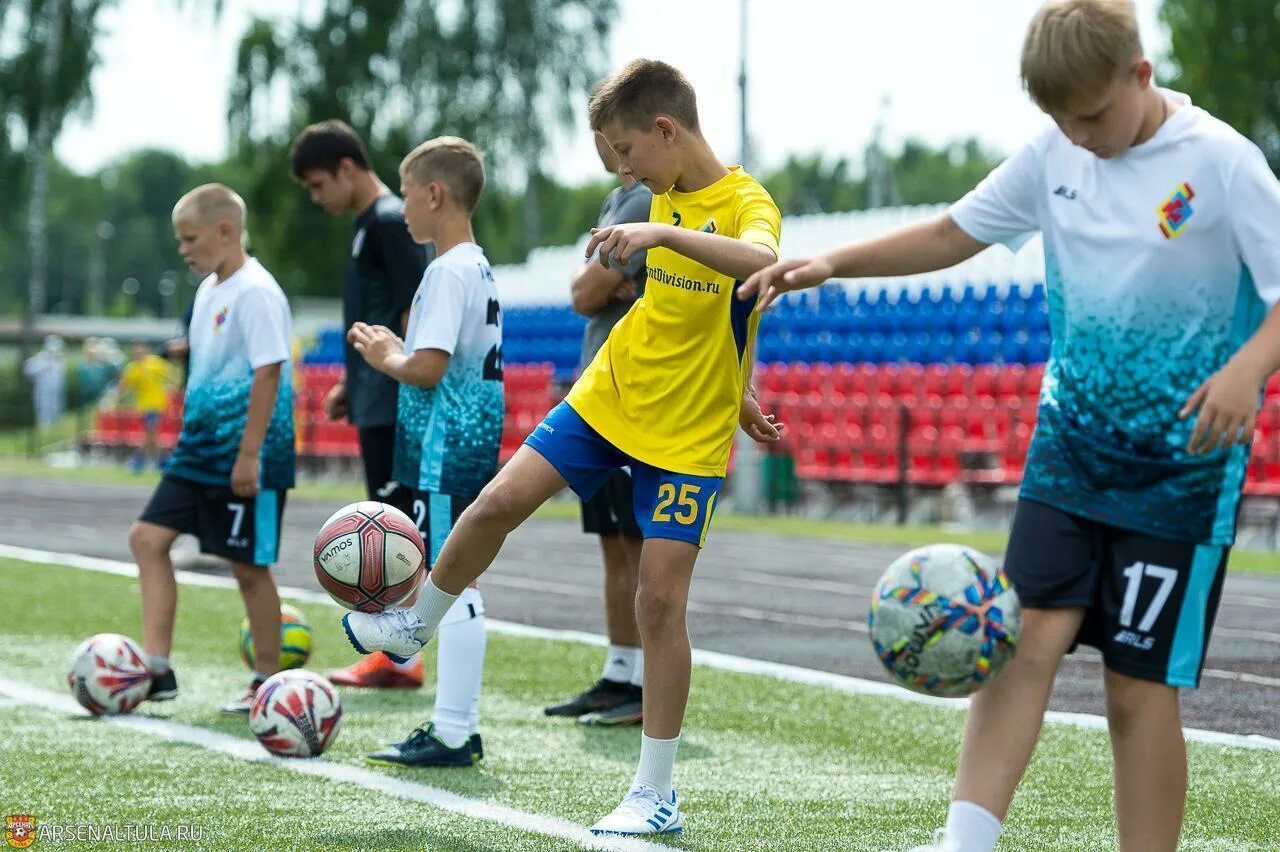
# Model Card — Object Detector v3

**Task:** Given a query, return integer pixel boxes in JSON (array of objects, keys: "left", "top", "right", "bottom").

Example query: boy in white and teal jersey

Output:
[
  {"left": 742, "top": 2, "right": 1280, "bottom": 850},
  {"left": 131, "top": 183, "right": 295, "bottom": 716},
  {"left": 347, "top": 137, "right": 502, "bottom": 768}
]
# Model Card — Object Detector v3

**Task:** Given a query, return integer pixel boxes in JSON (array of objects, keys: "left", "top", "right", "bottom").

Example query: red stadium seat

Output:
[
  {"left": 995, "top": 364, "right": 1025, "bottom": 399},
  {"left": 943, "top": 364, "right": 972, "bottom": 399},
  {"left": 973, "top": 364, "right": 1000, "bottom": 398},
  {"left": 1023, "top": 363, "right": 1046, "bottom": 398}
]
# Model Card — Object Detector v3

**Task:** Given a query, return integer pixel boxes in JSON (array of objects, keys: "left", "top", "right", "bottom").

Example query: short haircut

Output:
[
  {"left": 289, "top": 119, "right": 371, "bottom": 179},
  {"left": 1021, "top": 0, "right": 1143, "bottom": 113},
  {"left": 588, "top": 59, "right": 700, "bottom": 133},
  {"left": 172, "top": 183, "right": 246, "bottom": 233},
  {"left": 399, "top": 137, "right": 486, "bottom": 213}
]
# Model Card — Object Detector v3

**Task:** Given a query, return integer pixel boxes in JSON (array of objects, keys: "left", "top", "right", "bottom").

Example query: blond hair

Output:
[
  {"left": 588, "top": 59, "right": 700, "bottom": 133},
  {"left": 172, "top": 183, "right": 246, "bottom": 233},
  {"left": 400, "top": 137, "right": 486, "bottom": 213},
  {"left": 1021, "top": 0, "right": 1143, "bottom": 112}
]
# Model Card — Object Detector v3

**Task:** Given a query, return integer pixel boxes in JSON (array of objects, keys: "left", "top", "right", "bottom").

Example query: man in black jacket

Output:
[{"left": 291, "top": 119, "right": 432, "bottom": 689}]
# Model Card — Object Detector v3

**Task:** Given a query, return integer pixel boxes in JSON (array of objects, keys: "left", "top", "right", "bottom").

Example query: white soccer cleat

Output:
[
  {"left": 905, "top": 829, "right": 959, "bottom": 852},
  {"left": 341, "top": 608, "right": 431, "bottom": 663},
  {"left": 589, "top": 785, "right": 682, "bottom": 836}
]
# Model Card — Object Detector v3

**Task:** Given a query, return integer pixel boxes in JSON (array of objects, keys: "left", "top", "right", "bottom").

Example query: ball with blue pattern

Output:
[{"left": 869, "top": 544, "right": 1021, "bottom": 698}]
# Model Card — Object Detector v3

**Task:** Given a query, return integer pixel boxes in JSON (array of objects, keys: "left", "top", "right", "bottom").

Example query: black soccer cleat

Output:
[
  {"left": 145, "top": 669, "right": 179, "bottom": 702},
  {"left": 544, "top": 678, "right": 635, "bottom": 718},
  {"left": 578, "top": 688, "right": 643, "bottom": 727},
  {"left": 383, "top": 731, "right": 483, "bottom": 761},
  {"left": 365, "top": 723, "right": 480, "bottom": 768}
]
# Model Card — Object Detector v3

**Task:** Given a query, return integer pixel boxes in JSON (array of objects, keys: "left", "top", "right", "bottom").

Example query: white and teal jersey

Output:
[
  {"left": 166, "top": 258, "right": 296, "bottom": 491},
  {"left": 951, "top": 91, "right": 1280, "bottom": 545},
  {"left": 393, "top": 242, "right": 504, "bottom": 498}
]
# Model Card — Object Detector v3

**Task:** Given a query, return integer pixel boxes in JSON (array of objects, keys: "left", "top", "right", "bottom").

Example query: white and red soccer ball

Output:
[
  {"left": 66, "top": 633, "right": 153, "bottom": 716},
  {"left": 248, "top": 669, "right": 343, "bottom": 757},
  {"left": 313, "top": 501, "right": 425, "bottom": 612}
]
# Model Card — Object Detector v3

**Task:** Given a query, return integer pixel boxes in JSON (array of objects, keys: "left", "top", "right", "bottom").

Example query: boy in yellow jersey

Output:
[
  {"left": 343, "top": 58, "right": 783, "bottom": 836},
  {"left": 119, "top": 340, "right": 174, "bottom": 473}
]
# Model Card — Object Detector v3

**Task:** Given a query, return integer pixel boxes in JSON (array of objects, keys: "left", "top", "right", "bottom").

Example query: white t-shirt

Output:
[
  {"left": 394, "top": 242, "right": 504, "bottom": 498},
  {"left": 950, "top": 91, "right": 1280, "bottom": 544},
  {"left": 167, "top": 257, "right": 296, "bottom": 490}
]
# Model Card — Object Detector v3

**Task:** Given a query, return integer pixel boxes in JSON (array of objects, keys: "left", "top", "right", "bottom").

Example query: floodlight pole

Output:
[
  {"left": 738, "top": 0, "right": 750, "bottom": 170},
  {"left": 21, "top": 0, "right": 69, "bottom": 361}
]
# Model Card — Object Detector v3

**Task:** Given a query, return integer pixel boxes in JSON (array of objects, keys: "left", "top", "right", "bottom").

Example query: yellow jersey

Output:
[
  {"left": 120, "top": 354, "right": 171, "bottom": 414},
  {"left": 567, "top": 167, "right": 781, "bottom": 476}
]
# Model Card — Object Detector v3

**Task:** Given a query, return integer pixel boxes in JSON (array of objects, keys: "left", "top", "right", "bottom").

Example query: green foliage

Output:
[
  {"left": 223, "top": 0, "right": 617, "bottom": 292},
  {"left": 1161, "top": 0, "right": 1280, "bottom": 169},
  {"left": 763, "top": 138, "right": 1001, "bottom": 217},
  {"left": 892, "top": 138, "right": 1003, "bottom": 205}
]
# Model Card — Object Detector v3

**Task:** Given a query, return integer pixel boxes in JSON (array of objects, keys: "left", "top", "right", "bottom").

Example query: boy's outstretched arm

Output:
[
  {"left": 586, "top": 223, "right": 776, "bottom": 282},
  {"left": 738, "top": 214, "right": 989, "bottom": 312},
  {"left": 348, "top": 322, "right": 449, "bottom": 389}
]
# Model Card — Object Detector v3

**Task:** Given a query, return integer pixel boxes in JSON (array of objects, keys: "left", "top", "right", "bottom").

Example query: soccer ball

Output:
[
  {"left": 240, "top": 603, "right": 313, "bottom": 670},
  {"left": 66, "top": 633, "right": 153, "bottom": 716},
  {"left": 869, "top": 544, "right": 1021, "bottom": 698},
  {"left": 248, "top": 670, "right": 343, "bottom": 758},
  {"left": 313, "top": 501, "right": 425, "bottom": 612}
]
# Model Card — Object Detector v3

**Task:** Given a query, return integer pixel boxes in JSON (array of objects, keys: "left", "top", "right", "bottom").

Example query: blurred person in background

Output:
[
  {"left": 24, "top": 335, "right": 67, "bottom": 429},
  {"left": 117, "top": 340, "right": 176, "bottom": 473},
  {"left": 74, "top": 338, "right": 121, "bottom": 409}
]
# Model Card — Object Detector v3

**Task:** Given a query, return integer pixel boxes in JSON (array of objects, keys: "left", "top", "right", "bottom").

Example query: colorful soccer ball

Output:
[
  {"left": 869, "top": 544, "right": 1021, "bottom": 698},
  {"left": 240, "top": 603, "right": 313, "bottom": 671},
  {"left": 248, "top": 670, "right": 343, "bottom": 758},
  {"left": 313, "top": 501, "right": 425, "bottom": 612},
  {"left": 66, "top": 633, "right": 153, "bottom": 716}
]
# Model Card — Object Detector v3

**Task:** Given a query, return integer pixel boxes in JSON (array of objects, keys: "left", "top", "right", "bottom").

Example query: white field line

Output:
[
  {"left": 0, "top": 677, "right": 669, "bottom": 852},
  {"left": 2, "top": 543, "right": 1279, "bottom": 754}
]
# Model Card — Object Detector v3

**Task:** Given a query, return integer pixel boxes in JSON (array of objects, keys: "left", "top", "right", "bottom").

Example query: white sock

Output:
[
  {"left": 632, "top": 733, "right": 679, "bottom": 796},
  {"left": 602, "top": 645, "right": 638, "bottom": 684},
  {"left": 410, "top": 576, "right": 460, "bottom": 640},
  {"left": 431, "top": 588, "right": 485, "bottom": 749},
  {"left": 629, "top": 649, "right": 644, "bottom": 689},
  {"left": 944, "top": 801, "right": 1002, "bottom": 852},
  {"left": 390, "top": 652, "right": 420, "bottom": 671},
  {"left": 148, "top": 655, "right": 170, "bottom": 674}
]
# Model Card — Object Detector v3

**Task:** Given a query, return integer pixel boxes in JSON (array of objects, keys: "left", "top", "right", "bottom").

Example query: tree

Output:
[
  {"left": 1, "top": 0, "right": 115, "bottom": 349},
  {"left": 1161, "top": 0, "right": 1280, "bottom": 169},
  {"left": 761, "top": 138, "right": 1001, "bottom": 217},
  {"left": 226, "top": 0, "right": 616, "bottom": 297},
  {"left": 892, "top": 138, "right": 1002, "bottom": 206}
]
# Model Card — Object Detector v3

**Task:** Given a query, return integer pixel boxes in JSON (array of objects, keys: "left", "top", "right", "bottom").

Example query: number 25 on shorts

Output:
[{"left": 652, "top": 483, "right": 701, "bottom": 524}]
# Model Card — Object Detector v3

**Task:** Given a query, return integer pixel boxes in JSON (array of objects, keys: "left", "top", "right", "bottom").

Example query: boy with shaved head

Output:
[{"left": 130, "top": 183, "right": 296, "bottom": 714}]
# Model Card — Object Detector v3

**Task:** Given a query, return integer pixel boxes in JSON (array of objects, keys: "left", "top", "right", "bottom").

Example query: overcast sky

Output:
[{"left": 55, "top": 0, "right": 1168, "bottom": 185}]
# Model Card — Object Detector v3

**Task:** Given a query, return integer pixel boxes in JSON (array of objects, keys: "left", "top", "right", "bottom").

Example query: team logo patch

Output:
[
  {"left": 214, "top": 307, "right": 229, "bottom": 331},
  {"left": 701, "top": 219, "right": 717, "bottom": 234},
  {"left": 5, "top": 815, "right": 36, "bottom": 849},
  {"left": 1157, "top": 182, "right": 1195, "bottom": 239}
]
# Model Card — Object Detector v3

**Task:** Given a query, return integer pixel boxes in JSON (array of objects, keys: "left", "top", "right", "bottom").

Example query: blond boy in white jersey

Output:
[{"left": 742, "top": 2, "right": 1280, "bottom": 850}]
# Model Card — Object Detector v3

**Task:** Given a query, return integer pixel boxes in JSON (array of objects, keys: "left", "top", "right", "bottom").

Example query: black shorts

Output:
[
  {"left": 139, "top": 475, "right": 288, "bottom": 567},
  {"left": 358, "top": 424, "right": 413, "bottom": 515},
  {"left": 1004, "top": 498, "right": 1229, "bottom": 688},
  {"left": 408, "top": 489, "right": 474, "bottom": 566},
  {"left": 579, "top": 468, "right": 642, "bottom": 539}
]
